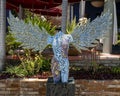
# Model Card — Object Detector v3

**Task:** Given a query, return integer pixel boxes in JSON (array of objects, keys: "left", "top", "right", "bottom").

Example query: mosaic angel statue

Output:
[{"left": 8, "top": 11, "right": 112, "bottom": 83}]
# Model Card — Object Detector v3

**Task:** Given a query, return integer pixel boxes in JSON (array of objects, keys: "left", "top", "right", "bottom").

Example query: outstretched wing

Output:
[
  {"left": 71, "top": 11, "right": 112, "bottom": 51},
  {"left": 8, "top": 11, "right": 50, "bottom": 52}
]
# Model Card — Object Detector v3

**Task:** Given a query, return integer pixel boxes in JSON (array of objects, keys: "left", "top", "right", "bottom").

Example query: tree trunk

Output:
[
  {"left": 61, "top": 0, "right": 68, "bottom": 33},
  {"left": 0, "top": 0, "right": 6, "bottom": 71}
]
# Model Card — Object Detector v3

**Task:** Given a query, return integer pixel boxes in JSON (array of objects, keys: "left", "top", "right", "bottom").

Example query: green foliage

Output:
[
  {"left": 5, "top": 10, "right": 53, "bottom": 77},
  {"left": 4, "top": 66, "right": 27, "bottom": 77},
  {"left": 91, "top": 61, "right": 99, "bottom": 73},
  {"left": 111, "top": 66, "right": 120, "bottom": 74},
  {"left": 66, "top": 18, "right": 76, "bottom": 34},
  {"left": 117, "top": 33, "right": 120, "bottom": 45},
  {"left": 24, "top": 10, "right": 56, "bottom": 35},
  {"left": 41, "top": 58, "right": 51, "bottom": 72},
  {"left": 69, "top": 65, "right": 81, "bottom": 71},
  {"left": 4, "top": 49, "right": 51, "bottom": 77},
  {"left": 5, "top": 32, "right": 22, "bottom": 55}
]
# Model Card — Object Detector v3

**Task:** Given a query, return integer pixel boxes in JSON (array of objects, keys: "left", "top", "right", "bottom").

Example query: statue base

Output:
[{"left": 46, "top": 77, "right": 75, "bottom": 96}]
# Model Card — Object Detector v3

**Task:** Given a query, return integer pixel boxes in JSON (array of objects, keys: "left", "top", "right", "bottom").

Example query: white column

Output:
[
  {"left": 0, "top": 0, "right": 6, "bottom": 71},
  {"left": 18, "top": 5, "right": 24, "bottom": 19},
  {"left": 113, "top": 1, "right": 118, "bottom": 45},
  {"left": 103, "top": 0, "right": 116, "bottom": 53},
  {"left": 79, "top": 0, "right": 86, "bottom": 18},
  {"left": 70, "top": 4, "right": 74, "bottom": 22},
  {"left": 62, "top": 0, "right": 68, "bottom": 33},
  {"left": 67, "top": 4, "right": 70, "bottom": 21}
]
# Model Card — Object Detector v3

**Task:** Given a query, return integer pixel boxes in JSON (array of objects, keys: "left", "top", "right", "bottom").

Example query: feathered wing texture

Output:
[
  {"left": 71, "top": 11, "right": 112, "bottom": 51},
  {"left": 8, "top": 11, "right": 50, "bottom": 52}
]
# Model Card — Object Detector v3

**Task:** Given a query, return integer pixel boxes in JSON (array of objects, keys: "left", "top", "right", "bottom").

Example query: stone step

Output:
[
  {"left": 106, "top": 85, "right": 120, "bottom": 92},
  {"left": 77, "top": 91, "right": 120, "bottom": 96}
]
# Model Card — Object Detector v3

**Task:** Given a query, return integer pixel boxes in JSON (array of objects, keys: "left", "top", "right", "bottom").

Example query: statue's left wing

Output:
[
  {"left": 71, "top": 11, "right": 112, "bottom": 51},
  {"left": 8, "top": 11, "right": 50, "bottom": 52}
]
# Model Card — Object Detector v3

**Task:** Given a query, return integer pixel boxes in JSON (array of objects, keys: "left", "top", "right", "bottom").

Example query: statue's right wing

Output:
[{"left": 8, "top": 11, "right": 50, "bottom": 52}]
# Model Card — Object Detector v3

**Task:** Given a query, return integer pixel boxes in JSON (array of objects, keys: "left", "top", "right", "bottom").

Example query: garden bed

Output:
[
  {"left": 1, "top": 53, "right": 120, "bottom": 95},
  {"left": 0, "top": 71, "right": 51, "bottom": 80},
  {"left": 1, "top": 66, "right": 120, "bottom": 80},
  {"left": 69, "top": 66, "right": 120, "bottom": 80}
]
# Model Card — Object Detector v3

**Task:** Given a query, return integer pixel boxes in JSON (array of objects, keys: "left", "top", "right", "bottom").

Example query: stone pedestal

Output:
[{"left": 46, "top": 77, "right": 75, "bottom": 96}]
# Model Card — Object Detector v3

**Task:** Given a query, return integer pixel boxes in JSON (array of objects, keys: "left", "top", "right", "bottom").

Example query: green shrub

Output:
[
  {"left": 111, "top": 66, "right": 120, "bottom": 74},
  {"left": 117, "top": 33, "right": 120, "bottom": 45},
  {"left": 5, "top": 32, "right": 22, "bottom": 55},
  {"left": 4, "top": 49, "right": 51, "bottom": 77},
  {"left": 24, "top": 10, "right": 56, "bottom": 35},
  {"left": 4, "top": 65, "right": 27, "bottom": 77},
  {"left": 66, "top": 18, "right": 76, "bottom": 34}
]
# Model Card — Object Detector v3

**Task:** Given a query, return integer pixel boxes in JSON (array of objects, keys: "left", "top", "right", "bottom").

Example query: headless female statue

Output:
[{"left": 47, "top": 31, "right": 73, "bottom": 83}]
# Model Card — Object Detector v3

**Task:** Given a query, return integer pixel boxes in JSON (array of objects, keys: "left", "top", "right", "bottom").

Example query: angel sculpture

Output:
[{"left": 8, "top": 11, "right": 112, "bottom": 83}]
